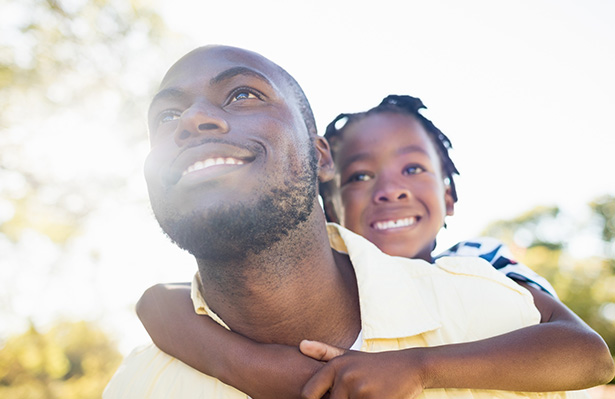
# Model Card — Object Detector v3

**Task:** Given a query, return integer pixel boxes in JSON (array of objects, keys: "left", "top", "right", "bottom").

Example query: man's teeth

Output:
[
  {"left": 373, "top": 217, "right": 417, "bottom": 230},
  {"left": 182, "top": 157, "right": 244, "bottom": 176}
]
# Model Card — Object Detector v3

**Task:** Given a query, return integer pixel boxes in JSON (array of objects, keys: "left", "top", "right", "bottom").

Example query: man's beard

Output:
[{"left": 153, "top": 145, "right": 319, "bottom": 263}]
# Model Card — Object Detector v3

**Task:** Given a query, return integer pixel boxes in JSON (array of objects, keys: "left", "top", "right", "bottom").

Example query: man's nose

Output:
[{"left": 174, "top": 103, "right": 229, "bottom": 146}]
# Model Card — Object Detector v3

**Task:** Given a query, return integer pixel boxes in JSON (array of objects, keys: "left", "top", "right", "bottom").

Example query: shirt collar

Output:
[
  {"left": 327, "top": 223, "right": 441, "bottom": 340},
  {"left": 191, "top": 274, "right": 229, "bottom": 329}
]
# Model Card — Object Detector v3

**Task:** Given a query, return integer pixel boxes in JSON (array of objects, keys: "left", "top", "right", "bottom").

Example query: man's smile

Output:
[
  {"left": 160, "top": 141, "right": 261, "bottom": 187},
  {"left": 182, "top": 157, "right": 246, "bottom": 177},
  {"left": 176, "top": 154, "right": 253, "bottom": 186}
]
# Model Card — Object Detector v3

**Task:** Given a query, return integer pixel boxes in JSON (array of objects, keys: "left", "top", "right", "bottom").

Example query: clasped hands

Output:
[{"left": 298, "top": 340, "right": 427, "bottom": 399}]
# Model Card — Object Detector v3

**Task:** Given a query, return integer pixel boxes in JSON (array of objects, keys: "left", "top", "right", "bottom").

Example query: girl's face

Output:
[{"left": 332, "top": 112, "right": 454, "bottom": 262}]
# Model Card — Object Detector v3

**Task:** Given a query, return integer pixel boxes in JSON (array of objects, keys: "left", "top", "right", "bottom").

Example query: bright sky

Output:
[
  {"left": 158, "top": 0, "right": 615, "bottom": 256},
  {"left": 3, "top": 0, "right": 615, "bottom": 354}
]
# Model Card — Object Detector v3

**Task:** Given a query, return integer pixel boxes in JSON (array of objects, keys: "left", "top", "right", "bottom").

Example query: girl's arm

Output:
[
  {"left": 426, "top": 282, "right": 614, "bottom": 390},
  {"left": 300, "top": 283, "right": 615, "bottom": 399},
  {"left": 136, "top": 283, "right": 322, "bottom": 399}
]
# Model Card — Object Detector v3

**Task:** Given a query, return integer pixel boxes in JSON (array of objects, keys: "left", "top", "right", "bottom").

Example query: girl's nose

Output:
[{"left": 373, "top": 182, "right": 412, "bottom": 204}]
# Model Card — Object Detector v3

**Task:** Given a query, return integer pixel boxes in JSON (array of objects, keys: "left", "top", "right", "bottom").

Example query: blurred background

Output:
[{"left": 0, "top": 0, "right": 613, "bottom": 397}]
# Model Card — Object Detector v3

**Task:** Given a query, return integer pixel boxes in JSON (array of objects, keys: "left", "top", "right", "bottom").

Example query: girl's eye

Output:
[
  {"left": 157, "top": 110, "right": 181, "bottom": 126},
  {"left": 345, "top": 172, "right": 372, "bottom": 184},
  {"left": 230, "top": 88, "right": 261, "bottom": 103},
  {"left": 403, "top": 165, "right": 425, "bottom": 175}
]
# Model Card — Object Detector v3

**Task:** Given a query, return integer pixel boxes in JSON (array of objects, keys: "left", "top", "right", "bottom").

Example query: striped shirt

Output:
[{"left": 436, "top": 237, "right": 557, "bottom": 297}]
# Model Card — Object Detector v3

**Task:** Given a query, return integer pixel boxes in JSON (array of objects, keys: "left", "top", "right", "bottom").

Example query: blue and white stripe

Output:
[{"left": 435, "top": 237, "right": 558, "bottom": 298}]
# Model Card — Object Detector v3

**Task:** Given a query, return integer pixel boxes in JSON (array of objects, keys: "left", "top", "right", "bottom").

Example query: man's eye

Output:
[
  {"left": 230, "top": 88, "right": 260, "bottom": 103},
  {"left": 403, "top": 165, "right": 425, "bottom": 175},
  {"left": 157, "top": 110, "right": 181, "bottom": 126}
]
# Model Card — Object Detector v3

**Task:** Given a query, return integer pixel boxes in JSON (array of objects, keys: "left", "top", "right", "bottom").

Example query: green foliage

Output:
[
  {"left": 0, "top": 0, "right": 167, "bottom": 106},
  {"left": 0, "top": 4, "right": 173, "bottom": 393},
  {"left": 591, "top": 195, "right": 615, "bottom": 273},
  {"left": 0, "top": 190, "right": 80, "bottom": 243},
  {"left": 591, "top": 195, "right": 615, "bottom": 243},
  {"left": 483, "top": 196, "right": 615, "bottom": 369},
  {"left": 483, "top": 205, "right": 563, "bottom": 250},
  {"left": 0, "top": 321, "right": 122, "bottom": 399},
  {"left": 0, "top": 0, "right": 171, "bottom": 245}
]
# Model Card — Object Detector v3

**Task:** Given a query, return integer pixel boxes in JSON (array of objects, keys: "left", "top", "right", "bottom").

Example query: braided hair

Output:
[{"left": 319, "top": 94, "right": 460, "bottom": 223}]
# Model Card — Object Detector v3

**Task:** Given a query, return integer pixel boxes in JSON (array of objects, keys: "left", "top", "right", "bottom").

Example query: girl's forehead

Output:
[
  {"left": 351, "top": 112, "right": 418, "bottom": 131},
  {"left": 332, "top": 112, "right": 443, "bottom": 170},
  {"left": 341, "top": 113, "right": 430, "bottom": 151}
]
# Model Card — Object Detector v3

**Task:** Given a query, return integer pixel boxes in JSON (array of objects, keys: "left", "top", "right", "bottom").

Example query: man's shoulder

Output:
[
  {"left": 328, "top": 223, "right": 527, "bottom": 291},
  {"left": 103, "top": 344, "right": 246, "bottom": 399},
  {"left": 434, "top": 255, "right": 511, "bottom": 279},
  {"left": 430, "top": 256, "right": 538, "bottom": 302}
]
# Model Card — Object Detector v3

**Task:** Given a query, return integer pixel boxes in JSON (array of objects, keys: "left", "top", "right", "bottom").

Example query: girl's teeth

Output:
[{"left": 374, "top": 217, "right": 416, "bottom": 230}]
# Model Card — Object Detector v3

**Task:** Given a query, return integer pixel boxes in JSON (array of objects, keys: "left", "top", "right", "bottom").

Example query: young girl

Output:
[
  {"left": 318, "top": 95, "right": 550, "bottom": 290},
  {"left": 136, "top": 95, "right": 614, "bottom": 399}
]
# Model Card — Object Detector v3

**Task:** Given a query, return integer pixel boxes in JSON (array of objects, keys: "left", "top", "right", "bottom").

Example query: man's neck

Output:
[{"left": 196, "top": 214, "right": 361, "bottom": 348}]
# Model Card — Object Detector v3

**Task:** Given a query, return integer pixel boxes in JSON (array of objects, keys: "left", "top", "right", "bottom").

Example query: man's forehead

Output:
[
  {"left": 149, "top": 45, "right": 310, "bottom": 136},
  {"left": 159, "top": 45, "right": 282, "bottom": 89}
]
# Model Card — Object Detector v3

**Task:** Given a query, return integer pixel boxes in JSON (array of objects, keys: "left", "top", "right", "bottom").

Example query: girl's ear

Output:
[
  {"left": 444, "top": 183, "right": 455, "bottom": 216},
  {"left": 315, "top": 136, "right": 335, "bottom": 183}
]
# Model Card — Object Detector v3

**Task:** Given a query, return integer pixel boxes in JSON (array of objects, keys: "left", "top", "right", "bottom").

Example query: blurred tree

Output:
[
  {"left": 0, "top": 321, "right": 122, "bottom": 399},
  {"left": 0, "top": 0, "right": 170, "bottom": 243},
  {"left": 483, "top": 196, "right": 615, "bottom": 370},
  {"left": 591, "top": 195, "right": 615, "bottom": 268},
  {"left": 0, "top": 0, "right": 178, "bottom": 354}
]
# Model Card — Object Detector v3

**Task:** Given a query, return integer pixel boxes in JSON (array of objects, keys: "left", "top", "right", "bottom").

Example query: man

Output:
[{"left": 104, "top": 45, "right": 593, "bottom": 398}]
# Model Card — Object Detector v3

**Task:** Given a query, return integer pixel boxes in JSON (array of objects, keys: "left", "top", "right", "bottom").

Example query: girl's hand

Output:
[{"left": 299, "top": 340, "right": 426, "bottom": 399}]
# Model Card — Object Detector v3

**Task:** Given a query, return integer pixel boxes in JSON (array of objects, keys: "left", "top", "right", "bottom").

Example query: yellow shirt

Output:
[{"left": 104, "top": 224, "right": 588, "bottom": 398}]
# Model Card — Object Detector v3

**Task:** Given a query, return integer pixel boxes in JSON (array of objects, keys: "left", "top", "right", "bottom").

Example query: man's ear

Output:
[
  {"left": 444, "top": 183, "right": 455, "bottom": 216},
  {"left": 315, "top": 136, "right": 335, "bottom": 183}
]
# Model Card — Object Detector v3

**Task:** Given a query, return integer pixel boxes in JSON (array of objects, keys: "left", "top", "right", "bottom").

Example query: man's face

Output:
[{"left": 144, "top": 46, "right": 318, "bottom": 261}]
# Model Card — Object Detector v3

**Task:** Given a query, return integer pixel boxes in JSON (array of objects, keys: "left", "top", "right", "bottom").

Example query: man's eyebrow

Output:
[
  {"left": 148, "top": 67, "right": 273, "bottom": 116},
  {"left": 209, "top": 66, "right": 272, "bottom": 86},
  {"left": 149, "top": 88, "right": 185, "bottom": 114}
]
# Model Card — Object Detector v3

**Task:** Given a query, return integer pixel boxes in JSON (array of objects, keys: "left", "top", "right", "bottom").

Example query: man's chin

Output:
[
  {"left": 156, "top": 206, "right": 250, "bottom": 261},
  {"left": 157, "top": 188, "right": 315, "bottom": 262}
]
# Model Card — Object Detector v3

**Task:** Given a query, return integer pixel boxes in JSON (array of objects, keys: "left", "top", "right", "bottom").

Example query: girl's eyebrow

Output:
[
  {"left": 339, "top": 152, "right": 370, "bottom": 172},
  {"left": 340, "top": 144, "right": 428, "bottom": 171},
  {"left": 398, "top": 144, "right": 429, "bottom": 157}
]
